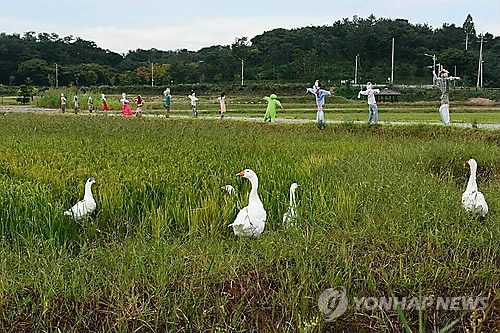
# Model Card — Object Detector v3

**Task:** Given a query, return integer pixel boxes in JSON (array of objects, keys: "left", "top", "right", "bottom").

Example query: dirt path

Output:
[{"left": 2, "top": 106, "right": 499, "bottom": 129}]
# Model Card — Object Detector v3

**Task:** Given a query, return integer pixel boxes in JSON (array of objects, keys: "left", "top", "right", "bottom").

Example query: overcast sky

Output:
[{"left": 1, "top": 0, "right": 499, "bottom": 53}]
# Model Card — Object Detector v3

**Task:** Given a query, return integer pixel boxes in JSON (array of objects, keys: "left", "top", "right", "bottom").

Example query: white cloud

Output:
[{"left": 476, "top": 23, "right": 500, "bottom": 36}]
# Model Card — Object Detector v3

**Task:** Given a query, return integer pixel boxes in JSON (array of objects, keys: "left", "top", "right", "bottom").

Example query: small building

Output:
[{"left": 376, "top": 88, "right": 401, "bottom": 103}]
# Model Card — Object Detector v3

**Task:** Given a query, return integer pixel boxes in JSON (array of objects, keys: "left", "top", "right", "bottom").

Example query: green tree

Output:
[
  {"left": 17, "top": 59, "right": 50, "bottom": 85},
  {"left": 463, "top": 14, "right": 476, "bottom": 43}
]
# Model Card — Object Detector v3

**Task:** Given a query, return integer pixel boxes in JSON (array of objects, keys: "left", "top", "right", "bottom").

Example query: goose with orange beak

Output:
[
  {"left": 228, "top": 169, "right": 266, "bottom": 237},
  {"left": 462, "top": 159, "right": 488, "bottom": 217}
]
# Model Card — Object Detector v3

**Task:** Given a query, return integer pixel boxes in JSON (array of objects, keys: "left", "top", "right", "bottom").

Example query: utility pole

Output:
[
  {"left": 465, "top": 33, "right": 469, "bottom": 51},
  {"left": 477, "top": 35, "right": 484, "bottom": 88},
  {"left": 454, "top": 65, "right": 457, "bottom": 88},
  {"left": 391, "top": 38, "right": 395, "bottom": 84},
  {"left": 424, "top": 53, "right": 437, "bottom": 84},
  {"left": 481, "top": 60, "right": 484, "bottom": 88},
  {"left": 55, "top": 63, "right": 58, "bottom": 88},
  {"left": 241, "top": 59, "right": 244, "bottom": 86},
  {"left": 151, "top": 63, "right": 154, "bottom": 88},
  {"left": 354, "top": 54, "right": 359, "bottom": 85}
]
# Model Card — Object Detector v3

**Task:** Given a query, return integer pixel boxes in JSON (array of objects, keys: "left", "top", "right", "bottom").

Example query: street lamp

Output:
[
  {"left": 424, "top": 53, "right": 437, "bottom": 84},
  {"left": 198, "top": 61, "right": 204, "bottom": 83}
]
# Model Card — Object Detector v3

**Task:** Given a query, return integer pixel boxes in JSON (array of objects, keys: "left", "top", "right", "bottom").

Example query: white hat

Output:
[
  {"left": 366, "top": 82, "right": 373, "bottom": 89},
  {"left": 61, "top": 93, "right": 64, "bottom": 97},
  {"left": 440, "top": 67, "right": 449, "bottom": 74}
]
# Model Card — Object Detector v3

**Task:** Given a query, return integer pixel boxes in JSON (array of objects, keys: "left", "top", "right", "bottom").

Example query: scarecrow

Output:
[
  {"left": 432, "top": 66, "right": 460, "bottom": 125},
  {"left": 88, "top": 96, "right": 94, "bottom": 113},
  {"left": 188, "top": 90, "right": 199, "bottom": 117},
  {"left": 358, "top": 82, "right": 380, "bottom": 124},
  {"left": 263, "top": 94, "right": 283, "bottom": 123},
  {"left": 120, "top": 93, "right": 133, "bottom": 116},
  {"left": 306, "top": 80, "right": 331, "bottom": 124}
]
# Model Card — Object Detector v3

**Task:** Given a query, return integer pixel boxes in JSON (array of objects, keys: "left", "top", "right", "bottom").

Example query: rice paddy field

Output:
[
  {"left": 1, "top": 113, "right": 500, "bottom": 332},
  {"left": 20, "top": 88, "right": 500, "bottom": 125}
]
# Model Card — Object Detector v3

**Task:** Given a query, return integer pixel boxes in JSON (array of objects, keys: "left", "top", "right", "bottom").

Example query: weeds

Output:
[{"left": 0, "top": 113, "right": 499, "bottom": 332}]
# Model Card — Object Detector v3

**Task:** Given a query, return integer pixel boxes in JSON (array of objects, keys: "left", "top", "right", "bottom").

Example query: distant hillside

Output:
[{"left": 0, "top": 14, "right": 498, "bottom": 87}]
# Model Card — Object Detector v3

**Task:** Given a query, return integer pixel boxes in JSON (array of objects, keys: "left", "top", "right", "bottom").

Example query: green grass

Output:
[
  {"left": 20, "top": 88, "right": 500, "bottom": 125},
  {"left": 1, "top": 114, "right": 500, "bottom": 332}
]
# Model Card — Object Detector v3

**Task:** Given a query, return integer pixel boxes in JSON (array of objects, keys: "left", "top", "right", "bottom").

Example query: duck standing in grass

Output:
[
  {"left": 221, "top": 184, "right": 235, "bottom": 195},
  {"left": 283, "top": 183, "right": 299, "bottom": 225},
  {"left": 64, "top": 178, "right": 97, "bottom": 220},
  {"left": 263, "top": 94, "right": 283, "bottom": 123},
  {"left": 462, "top": 159, "right": 488, "bottom": 217},
  {"left": 228, "top": 169, "right": 266, "bottom": 237},
  {"left": 307, "top": 80, "right": 331, "bottom": 125}
]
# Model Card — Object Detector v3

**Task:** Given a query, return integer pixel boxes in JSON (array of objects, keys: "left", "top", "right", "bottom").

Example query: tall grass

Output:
[{"left": 1, "top": 113, "right": 500, "bottom": 332}]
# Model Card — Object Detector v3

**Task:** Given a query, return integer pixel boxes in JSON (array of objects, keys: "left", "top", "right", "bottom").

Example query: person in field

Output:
[
  {"left": 88, "top": 96, "right": 94, "bottom": 113},
  {"left": 358, "top": 82, "right": 380, "bottom": 124},
  {"left": 135, "top": 95, "right": 143, "bottom": 118},
  {"left": 218, "top": 92, "right": 226, "bottom": 119},
  {"left": 163, "top": 88, "right": 171, "bottom": 118},
  {"left": 307, "top": 80, "right": 332, "bottom": 125},
  {"left": 120, "top": 93, "right": 133, "bottom": 116},
  {"left": 188, "top": 90, "right": 199, "bottom": 117},
  {"left": 263, "top": 94, "right": 283, "bottom": 123},
  {"left": 432, "top": 66, "right": 460, "bottom": 125},
  {"left": 73, "top": 95, "right": 79, "bottom": 114},
  {"left": 60, "top": 93, "right": 67, "bottom": 113},
  {"left": 101, "top": 93, "right": 109, "bottom": 112}
]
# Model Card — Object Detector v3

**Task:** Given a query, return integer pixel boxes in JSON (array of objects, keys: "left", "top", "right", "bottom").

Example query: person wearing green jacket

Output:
[{"left": 263, "top": 94, "right": 283, "bottom": 123}]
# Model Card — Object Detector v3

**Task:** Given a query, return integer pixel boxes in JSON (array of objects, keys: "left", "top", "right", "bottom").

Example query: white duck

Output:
[
  {"left": 283, "top": 183, "right": 299, "bottom": 224},
  {"left": 228, "top": 169, "right": 266, "bottom": 237},
  {"left": 220, "top": 185, "right": 235, "bottom": 195},
  {"left": 462, "top": 159, "right": 488, "bottom": 217},
  {"left": 64, "top": 178, "right": 97, "bottom": 220}
]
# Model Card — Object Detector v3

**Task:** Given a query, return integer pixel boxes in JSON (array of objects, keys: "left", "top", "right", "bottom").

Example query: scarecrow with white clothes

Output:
[
  {"left": 432, "top": 66, "right": 460, "bottom": 125},
  {"left": 306, "top": 80, "right": 331, "bottom": 124},
  {"left": 358, "top": 82, "right": 380, "bottom": 124}
]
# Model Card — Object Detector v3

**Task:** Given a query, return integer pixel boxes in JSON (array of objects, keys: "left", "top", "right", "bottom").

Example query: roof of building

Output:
[{"left": 376, "top": 87, "right": 401, "bottom": 96}]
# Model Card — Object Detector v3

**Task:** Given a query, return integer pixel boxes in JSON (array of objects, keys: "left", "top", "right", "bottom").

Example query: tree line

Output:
[{"left": 0, "top": 14, "right": 498, "bottom": 88}]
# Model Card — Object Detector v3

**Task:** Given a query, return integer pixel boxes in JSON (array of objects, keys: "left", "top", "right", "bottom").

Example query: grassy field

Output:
[{"left": 1, "top": 113, "right": 500, "bottom": 332}]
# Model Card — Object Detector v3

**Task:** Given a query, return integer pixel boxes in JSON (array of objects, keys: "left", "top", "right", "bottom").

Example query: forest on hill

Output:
[{"left": 0, "top": 14, "right": 499, "bottom": 88}]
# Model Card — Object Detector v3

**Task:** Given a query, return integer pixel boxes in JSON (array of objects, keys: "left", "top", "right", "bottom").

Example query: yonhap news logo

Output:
[
  {"left": 317, "top": 287, "right": 349, "bottom": 322},
  {"left": 318, "top": 287, "right": 489, "bottom": 321}
]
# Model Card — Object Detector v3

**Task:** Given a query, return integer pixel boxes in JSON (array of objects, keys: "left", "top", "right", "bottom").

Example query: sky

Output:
[{"left": 1, "top": 0, "right": 499, "bottom": 54}]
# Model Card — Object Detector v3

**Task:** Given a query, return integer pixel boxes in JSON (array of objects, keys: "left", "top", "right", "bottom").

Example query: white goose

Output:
[
  {"left": 462, "top": 159, "right": 488, "bottom": 217},
  {"left": 283, "top": 183, "right": 299, "bottom": 224},
  {"left": 64, "top": 178, "right": 97, "bottom": 220},
  {"left": 220, "top": 185, "right": 235, "bottom": 195},
  {"left": 228, "top": 169, "right": 266, "bottom": 237}
]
